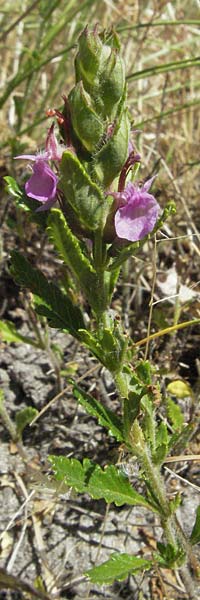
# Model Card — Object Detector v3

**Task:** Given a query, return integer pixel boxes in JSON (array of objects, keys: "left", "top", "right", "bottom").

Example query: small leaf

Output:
[
  {"left": 4, "top": 176, "right": 22, "bottom": 198},
  {"left": 123, "top": 369, "right": 147, "bottom": 439},
  {"left": 167, "top": 397, "right": 184, "bottom": 432},
  {"left": 190, "top": 505, "right": 200, "bottom": 545},
  {"left": 73, "top": 384, "right": 124, "bottom": 442},
  {"left": 77, "top": 329, "right": 102, "bottom": 361},
  {"left": 167, "top": 380, "right": 192, "bottom": 399},
  {"left": 0, "top": 320, "right": 40, "bottom": 347},
  {"left": 153, "top": 421, "right": 169, "bottom": 465},
  {"left": 156, "top": 542, "right": 185, "bottom": 568},
  {"left": 169, "top": 493, "right": 181, "bottom": 515},
  {"left": 86, "top": 553, "right": 151, "bottom": 584},
  {"left": 136, "top": 360, "right": 152, "bottom": 385},
  {"left": 15, "top": 407, "right": 38, "bottom": 437},
  {"left": 10, "top": 251, "right": 85, "bottom": 338},
  {"left": 49, "top": 456, "right": 152, "bottom": 509}
]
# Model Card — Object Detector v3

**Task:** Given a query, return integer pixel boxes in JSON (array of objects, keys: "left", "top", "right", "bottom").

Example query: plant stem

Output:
[{"left": 0, "top": 398, "right": 17, "bottom": 441}]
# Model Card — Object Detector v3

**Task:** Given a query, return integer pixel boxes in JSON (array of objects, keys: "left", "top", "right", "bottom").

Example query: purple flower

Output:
[
  {"left": 114, "top": 176, "right": 160, "bottom": 242},
  {"left": 14, "top": 126, "right": 64, "bottom": 209},
  {"left": 24, "top": 159, "right": 58, "bottom": 208}
]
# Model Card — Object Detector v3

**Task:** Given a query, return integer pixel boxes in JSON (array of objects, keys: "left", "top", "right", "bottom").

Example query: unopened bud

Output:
[
  {"left": 99, "top": 48, "right": 125, "bottom": 118},
  {"left": 75, "top": 26, "right": 126, "bottom": 118},
  {"left": 75, "top": 26, "right": 103, "bottom": 91},
  {"left": 93, "top": 106, "right": 130, "bottom": 187},
  {"left": 68, "top": 82, "right": 104, "bottom": 152}
]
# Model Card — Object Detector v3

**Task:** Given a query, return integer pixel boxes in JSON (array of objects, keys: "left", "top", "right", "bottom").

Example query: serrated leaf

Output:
[
  {"left": 0, "top": 320, "right": 40, "bottom": 348},
  {"left": 73, "top": 384, "right": 124, "bottom": 441},
  {"left": 10, "top": 251, "right": 85, "bottom": 338},
  {"left": 15, "top": 407, "right": 38, "bottom": 437},
  {"left": 167, "top": 380, "right": 192, "bottom": 399},
  {"left": 60, "top": 150, "right": 107, "bottom": 230},
  {"left": 47, "top": 209, "right": 98, "bottom": 309},
  {"left": 87, "top": 464, "right": 152, "bottom": 507},
  {"left": 167, "top": 397, "right": 184, "bottom": 432},
  {"left": 190, "top": 505, "right": 200, "bottom": 545},
  {"left": 49, "top": 456, "right": 153, "bottom": 509},
  {"left": 86, "top": 553, "right": 151, "bottom": 584},
  {"left": 49, "top": 456, "right": 90, "bottom": 493}
]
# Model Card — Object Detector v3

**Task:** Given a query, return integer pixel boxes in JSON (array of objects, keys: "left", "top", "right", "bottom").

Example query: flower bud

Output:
[
  {"left": 99, "top": 48, "right": 125, "bottom": 118},
  {"left": 68, "top": 82, "right": 104, "bottom": 152},
  {"left": 75, "top": 26, "right": 103, "bottom": 91},
  {"left": 75, "top": 26, "right": 125, "bottom": 118},
  {"left": 93, "top": 106, "right": 130, "bottom": 187}
]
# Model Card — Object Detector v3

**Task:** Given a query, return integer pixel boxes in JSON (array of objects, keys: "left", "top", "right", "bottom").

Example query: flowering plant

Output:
[{"left": 6, "top": 25, "right": 199, "bottom": 596}]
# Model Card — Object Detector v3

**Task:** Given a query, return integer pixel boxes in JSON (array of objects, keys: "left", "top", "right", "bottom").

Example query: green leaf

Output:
[
  {"left": 73, "top": 384, "right": 124, "bottom": 442},
  {"left": 47, "top": 209, "right": 98, "bottom": 310},
  {"left": 87, "top": 464, "right": 151, "bottom": 507},
  {"left": 190, "top": 505, "right": 200, "bottom": 545},
  {"left": 169, "top": 493, "right": 181, "bottom": 515},
  {"left": 60, "top": 151, "right": 107, "bottom": 230},
  {"left": 167, "top": 397, "right": 184, "bottom": 432},
  {"left": 49, "top": 456, "right": 152, "bottom": 509},
  {"left": 4, "top": 176, "right": 22, "bottom": 198},
  {"left": 136, "top": 360, "right": 152, "bottom": 385},
  {"left": 153, "top": 421, "right": 169, "bottom": 465},
  {"left": 49, "top": 456, "right": 92, "bottom": 493},
  {"left": 86, "top": 553, "right": 151, "bottom": 584},
  {"left": 123, "top": 369, "right": 147, "bottom": 439},
  {"left": 10, "top": 251, "right": 85, "bottom": 339},
  {"left": 98, "top": 326, "right": 125, "bottom": 372},
  {"left": 156, "top": 542, "right": 185, "bottom": 568},
  {"left": 77, "top": 329, "right": 102, "bottom": 361},
  {"left": 15, "top": 407, "right": 38, "bottom": 438},
  {"left": 0, "top": 320, "right": 40, "bottom": 348}
]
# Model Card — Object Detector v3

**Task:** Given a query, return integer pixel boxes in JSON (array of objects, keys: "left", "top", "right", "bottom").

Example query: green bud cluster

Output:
[{"left": 67, "top": 26, "right": 130, "bottom": 187}]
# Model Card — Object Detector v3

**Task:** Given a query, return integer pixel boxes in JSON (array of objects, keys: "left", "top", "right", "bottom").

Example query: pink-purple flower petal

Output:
[
  {"left": 114, "top": 179, "right": 160, "bottom": 242},
  {"left": 25, "top": 159, "right": 58, "bottom": 202}
]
